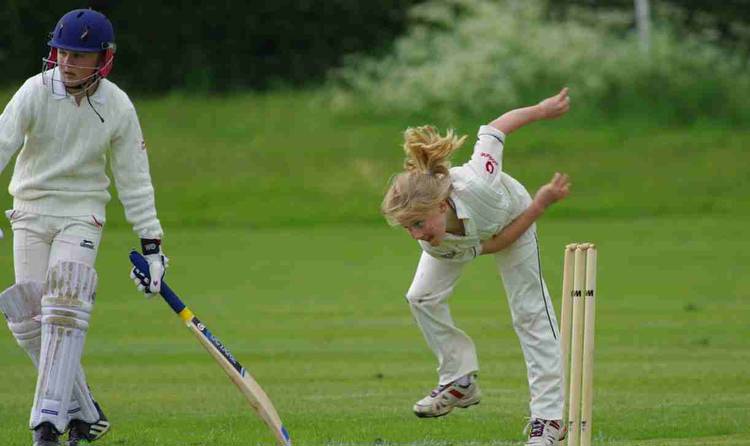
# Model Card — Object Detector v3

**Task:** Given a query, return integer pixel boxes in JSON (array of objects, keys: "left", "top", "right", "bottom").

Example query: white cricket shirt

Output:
[
  {"left": 419, "top": 125, "right": 532, "bottom": 262},
  {"left": 0, "top": 70, "right": 163, "bottom": 238}
]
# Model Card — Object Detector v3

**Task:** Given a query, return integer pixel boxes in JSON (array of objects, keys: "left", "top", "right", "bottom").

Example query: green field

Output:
[{"left": 0, "top": 91, "right": 749, "bottom": 445}]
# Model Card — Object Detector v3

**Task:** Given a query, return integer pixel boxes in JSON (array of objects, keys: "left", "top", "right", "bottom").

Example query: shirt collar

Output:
[
  {"left": 49, "top": 68, "right": 106, "bottom": 105},
  {"left": 449, "top": 193, "right": 469, "bottom": 219},
  {"left": 50, "top": 68, "right": 67, "bottom": 99},
  {"left": 448, "top": 193, "right": 477, "bottom": 237}
]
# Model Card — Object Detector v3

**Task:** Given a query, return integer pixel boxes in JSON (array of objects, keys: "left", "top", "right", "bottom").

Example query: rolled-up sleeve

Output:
[
  {"left": 466, "top": 125, "right": 506, "bottom": 182},
  {"left": 110, "top": 104, "right": 163, "bottom": 239}
]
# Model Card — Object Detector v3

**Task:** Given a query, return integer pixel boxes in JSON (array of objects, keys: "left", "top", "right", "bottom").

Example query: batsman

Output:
[{"left": 0, "top": 8, "right": 168, "bottom": 446}]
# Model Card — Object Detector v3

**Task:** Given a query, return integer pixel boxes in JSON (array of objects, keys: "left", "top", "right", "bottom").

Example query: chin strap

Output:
[{"left": 85, "top": 87, "right": 105, "bottom": 123}]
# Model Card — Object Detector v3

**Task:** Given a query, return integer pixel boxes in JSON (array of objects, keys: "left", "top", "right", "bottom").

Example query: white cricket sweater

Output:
[
  {"left": 0, "top": 70, "right": 163, "bottom": 238},
  {"left": 419, "top": 125, "right": 532, "bottom": 262}
]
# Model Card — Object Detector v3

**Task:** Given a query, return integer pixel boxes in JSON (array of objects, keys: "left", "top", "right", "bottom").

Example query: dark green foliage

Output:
[{"left": 0, "top": 0, "right": 424, "bottom": 93}]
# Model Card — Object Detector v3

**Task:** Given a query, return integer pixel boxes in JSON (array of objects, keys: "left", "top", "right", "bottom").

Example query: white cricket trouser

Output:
[
  {"left": 5, "top": 210, "right": 103, "bottom": 429},
  {"left": 7, "top": 210, "right": 103, "bottom": 282},
  {"left": 406, "top": 229, "right": 563, "bottom": 419}
]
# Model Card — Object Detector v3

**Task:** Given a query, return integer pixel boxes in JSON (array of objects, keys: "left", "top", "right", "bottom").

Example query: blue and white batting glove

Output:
[{"left": 130, "top": 239, "right": 168, "bottom": 297}]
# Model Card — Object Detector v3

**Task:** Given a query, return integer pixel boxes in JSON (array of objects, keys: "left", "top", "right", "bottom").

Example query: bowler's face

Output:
[
  {"left": 403, "top": 205, "right": 447, "bottom": 247},
  {"left": 57, "top": 49, "right": 100, "bottom": 87}
]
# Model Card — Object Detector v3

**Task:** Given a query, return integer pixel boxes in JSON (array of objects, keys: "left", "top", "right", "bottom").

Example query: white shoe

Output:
[
  {"left": 413, "top": 377, "right": 481, "bottom": 418},
  {"left": 525, "top": 418, "right": 564, "bottom": 446}
]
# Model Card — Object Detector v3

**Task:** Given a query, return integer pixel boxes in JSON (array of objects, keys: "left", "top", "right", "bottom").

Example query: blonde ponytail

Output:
[
  {"left": 403, "top": 126, "right": 465, "bottom": 176},
  {"left": 382, "top": 126, "right": 467, "bottom": 226}
]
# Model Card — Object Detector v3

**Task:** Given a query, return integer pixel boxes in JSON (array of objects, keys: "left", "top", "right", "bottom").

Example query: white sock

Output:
[{"left": 455, "top": 373, "right": 475, "bottom": 386}]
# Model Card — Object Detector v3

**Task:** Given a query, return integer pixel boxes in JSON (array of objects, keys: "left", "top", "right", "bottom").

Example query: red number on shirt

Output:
[{"left": 485, "top": 161, "right": 495, "bottom": 174}]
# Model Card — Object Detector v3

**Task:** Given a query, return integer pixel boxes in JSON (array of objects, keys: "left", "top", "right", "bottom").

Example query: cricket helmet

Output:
[{"left": 45, "top": 9, "right": 116, "bottom": 78}]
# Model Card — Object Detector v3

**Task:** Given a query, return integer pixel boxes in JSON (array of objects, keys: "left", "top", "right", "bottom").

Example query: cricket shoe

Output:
[
  {"left": 413, "top": 376, "right": 481, "bottom": 418},
  {"left": 33, "top": 422, "right": 60, "bottom": 446},
  {"left": 67, "top": 401, "right": 111, "bottom": 445},
  {"left": 524, "top": 418, "right": 564, "bottom": 446}
]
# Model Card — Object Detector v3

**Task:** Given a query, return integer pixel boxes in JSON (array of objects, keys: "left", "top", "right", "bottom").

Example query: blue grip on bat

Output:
[{"left": 129, "top": 250, "right": 186, "bottom": 314}]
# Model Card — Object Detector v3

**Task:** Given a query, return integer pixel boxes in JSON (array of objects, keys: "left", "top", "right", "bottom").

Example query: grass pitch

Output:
[
  {"left": 0, "top": 90, "right": 748, "bottom": 445},
  {"left": 1, "top": 217, "right": 748, "bottom": 445}
]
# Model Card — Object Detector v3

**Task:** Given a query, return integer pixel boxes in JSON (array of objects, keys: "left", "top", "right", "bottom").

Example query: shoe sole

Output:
[
  {"left": 458, "top": 399, "right": 480, "bottom": 409},
  {"left": 89, "top": 419, "right": 111, "bottom": 440},
  {"left": 413, "top": 399, "right": 480, "bottom": 418},
  {"left": 67, "top": 419, "right": 111, "bottom": 445}
]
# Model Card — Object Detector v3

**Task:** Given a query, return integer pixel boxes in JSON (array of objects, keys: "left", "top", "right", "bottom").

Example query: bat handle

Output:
[{"left": 129, "top": 250, "right": 186, "bottom": 314}]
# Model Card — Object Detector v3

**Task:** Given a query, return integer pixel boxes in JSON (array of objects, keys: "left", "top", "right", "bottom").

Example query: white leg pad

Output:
[
  {"left": 30, "top": 262, "right": 97, "bottom": 432},
  {"left": 0, "top": 282, "right": 44, "bottom": 367},
  {"left": 67, "top": 372, "right": 99, "bottom": 423},
  {"left": 1, "top": 283, "right": 101, "bottom": 424}
]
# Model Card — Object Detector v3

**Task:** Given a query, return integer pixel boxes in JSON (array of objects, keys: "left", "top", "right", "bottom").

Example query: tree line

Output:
[
  {"left": 0, "top": 0, "right": 424, "bottom": 93},
  {"left": 1, "top": 0, "right": 745, "bottom": 94}
]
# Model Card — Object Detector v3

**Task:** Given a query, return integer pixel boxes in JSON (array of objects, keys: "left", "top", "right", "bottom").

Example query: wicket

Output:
[{"left": 560, "top": 243, "right": 597, "bottom": 446}]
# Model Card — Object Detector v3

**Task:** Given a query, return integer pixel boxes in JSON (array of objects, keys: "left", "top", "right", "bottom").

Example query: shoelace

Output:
[
  {"left": 526, "top": 419, "right": 546, "bottom": 437},
  {"left": 428, "top": 374, "right": 476, "bottom": 399},
  {"left": 429, "top": 383, "right": 449, "bottom": 397}
]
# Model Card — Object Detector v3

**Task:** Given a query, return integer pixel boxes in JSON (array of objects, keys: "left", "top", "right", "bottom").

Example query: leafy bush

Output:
[{"left": 331, "top": 0, "right": 750, "bottom": 125}]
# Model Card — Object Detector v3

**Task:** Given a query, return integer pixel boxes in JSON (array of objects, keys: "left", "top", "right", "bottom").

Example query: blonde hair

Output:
[{"left": 381, "top": 126, "right": 467, "bottom": 226}]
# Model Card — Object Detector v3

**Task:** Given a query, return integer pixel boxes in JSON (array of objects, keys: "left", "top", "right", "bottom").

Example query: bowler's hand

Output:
[
  {"left": 537, "top": 87, "right": 570, "bottom": 120},
  {"left": 533, "top": 172, "right": 571, "bottom": 210}
]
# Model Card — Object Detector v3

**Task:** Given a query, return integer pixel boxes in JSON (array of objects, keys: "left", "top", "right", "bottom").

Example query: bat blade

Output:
[
  {"left": 185, "top": 315, "right": 291, "bottom": 446},
  {"left": 128, "top": 251, "right": 290, "bottom": 445}
]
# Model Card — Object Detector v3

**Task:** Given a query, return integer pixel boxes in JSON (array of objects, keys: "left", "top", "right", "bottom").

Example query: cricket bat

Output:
[{"left": 129, "top": 251, "right": 291, "bottom": 446}]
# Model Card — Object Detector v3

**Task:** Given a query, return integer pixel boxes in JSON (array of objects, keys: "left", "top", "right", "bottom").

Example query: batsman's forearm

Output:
[
  {"left": 481, "top": 204, "right": 544, "bottom": 255},
  {"left": 489, "top": 105, "right": 543, "bottom": 135}
]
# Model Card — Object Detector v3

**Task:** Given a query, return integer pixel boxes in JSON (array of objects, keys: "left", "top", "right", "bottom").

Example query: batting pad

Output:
[
  {"left": 1, "top": 282, "right": 101, "bottom": 424},
  {"left": 31, "top": 262, "right": 97, "bottom": 432},
  {"left": 0, "top": 282, "right": 44, "bottom": 366}
]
